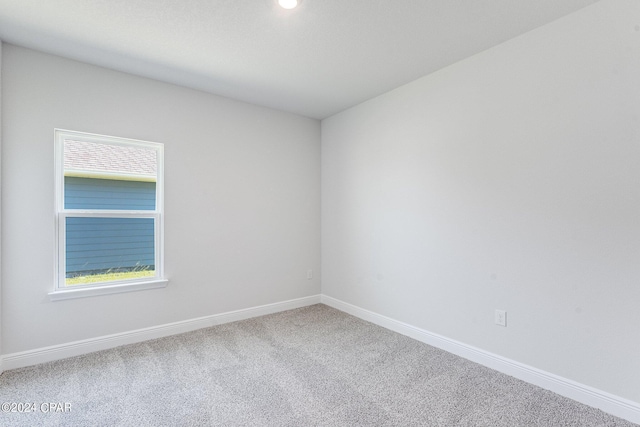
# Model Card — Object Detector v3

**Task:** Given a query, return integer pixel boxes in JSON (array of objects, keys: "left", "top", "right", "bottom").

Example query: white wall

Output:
[
  {"left": 1, "top": 44, "right": 320, "bottom": 354},
  {"left": 322, "top": 0, "right": 640, "bottom": 404},
  {"left": 0, "top": 40, "right": 3, "bottom": 373}
]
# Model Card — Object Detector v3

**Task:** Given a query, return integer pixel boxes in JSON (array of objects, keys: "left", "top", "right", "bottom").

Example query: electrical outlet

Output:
[
  {"left": 307, "top": 269, "right": 313, "bottom": 280},
  {"left": 495, "top": 309, "right": 507, "bottom": 327}
]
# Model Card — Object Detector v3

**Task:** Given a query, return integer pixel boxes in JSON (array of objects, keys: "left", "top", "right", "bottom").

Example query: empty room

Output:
[{"left": 0, "top": 0, "right": 639, "bottom": 425}]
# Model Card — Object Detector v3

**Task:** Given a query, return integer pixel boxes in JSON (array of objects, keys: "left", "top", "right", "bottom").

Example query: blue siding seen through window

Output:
[
  {"left": 64, "top": 177, "right": 157, "bottom": 276},
  {"left": 65, "top": 177, "right": 156, "bottom": 210},
  {"left": 65, "top": 217, "right": 155, "bottom": 275}
]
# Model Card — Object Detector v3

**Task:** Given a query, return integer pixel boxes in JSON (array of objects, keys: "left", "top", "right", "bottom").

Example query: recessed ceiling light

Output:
[{"left": 278, "top": 0, "right": 300, "bottom": 9}]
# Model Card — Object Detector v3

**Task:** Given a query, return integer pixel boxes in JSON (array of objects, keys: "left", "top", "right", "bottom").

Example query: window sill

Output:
[{"left": 49, "top": 279, "right": 168, "bottom": 301}]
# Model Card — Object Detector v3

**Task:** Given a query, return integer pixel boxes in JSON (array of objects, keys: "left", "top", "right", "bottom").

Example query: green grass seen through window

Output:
[{"left": 66, "top": 270, "right": 155, "bottom": 286}]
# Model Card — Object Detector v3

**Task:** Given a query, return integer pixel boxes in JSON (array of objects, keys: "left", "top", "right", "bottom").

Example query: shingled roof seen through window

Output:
[{"left": 64, "top": 139, "right": 157, "bottom": 178}]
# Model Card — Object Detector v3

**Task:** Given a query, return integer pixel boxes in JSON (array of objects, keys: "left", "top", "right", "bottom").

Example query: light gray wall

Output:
[
  {"left": 0, "top": 40, "right": 3, "bottom": 371},
  {"left": 1, "top": 44, "right": 320, "bottom": 354},
  {"left": 322, "top": 0, "right": 640, "bottom": 403}
]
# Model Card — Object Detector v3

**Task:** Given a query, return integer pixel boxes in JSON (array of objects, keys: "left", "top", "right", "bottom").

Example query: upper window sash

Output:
[{"left": 55, "top": 129, "right": 164, "bottom": 213}]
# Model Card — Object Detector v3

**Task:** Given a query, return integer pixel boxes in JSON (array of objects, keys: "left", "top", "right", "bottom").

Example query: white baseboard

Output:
[
  {"left": 321, "top": 295, "right": 640, "bottom": 425},
  {"left": 1, "top": 294, "right": 321, "bottom": 372}
]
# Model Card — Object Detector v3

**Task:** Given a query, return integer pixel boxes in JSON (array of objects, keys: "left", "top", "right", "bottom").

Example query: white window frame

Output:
[{"left": 50, "top": 129, "right": 167, "bottom": 301}]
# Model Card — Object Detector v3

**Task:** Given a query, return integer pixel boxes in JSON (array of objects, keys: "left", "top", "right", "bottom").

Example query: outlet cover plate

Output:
[{"left": 495, "top": 309, "right": 507, "bottom": 327}]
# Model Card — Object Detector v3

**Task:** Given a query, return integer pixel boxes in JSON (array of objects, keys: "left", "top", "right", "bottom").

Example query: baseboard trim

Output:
[
  {"left": 320, "top": 295, "right": 640, "bottom": 425},
  {"left": 2, "top": 294, "right": 321, "bottom": 372}
]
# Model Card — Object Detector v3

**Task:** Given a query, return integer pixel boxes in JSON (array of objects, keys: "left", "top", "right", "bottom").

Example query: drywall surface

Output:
[
  {"left": 321, "top": 0, "right": 640, "bottom": 403},
  {"left": 1, "top": 44, "right": 320, "bottom": 353},
  {"left": 0, "top": 41, "right": 3, "bottom": 370}
]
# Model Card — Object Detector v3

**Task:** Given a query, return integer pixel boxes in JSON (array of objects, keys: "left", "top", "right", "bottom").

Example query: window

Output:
[{"left": 51, "top": 129, "right": 167, "bottom": 300}]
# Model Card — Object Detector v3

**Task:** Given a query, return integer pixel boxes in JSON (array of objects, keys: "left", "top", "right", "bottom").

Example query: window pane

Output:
[
  {"left": 65, "top": 217, "right": 155, "bottom": 285},
  {"left": 63, "top": 139, "right": 157, "bottom": 210}
]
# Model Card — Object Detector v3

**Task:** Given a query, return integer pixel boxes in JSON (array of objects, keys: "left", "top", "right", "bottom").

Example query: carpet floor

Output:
[{"left": 0, "top": 304, "right": 636, "bottom": 426}]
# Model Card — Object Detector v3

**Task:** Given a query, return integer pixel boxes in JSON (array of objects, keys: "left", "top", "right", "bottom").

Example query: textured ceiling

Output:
[{"left": 0, "top": 0, "right": 600, "bottom": 119}]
